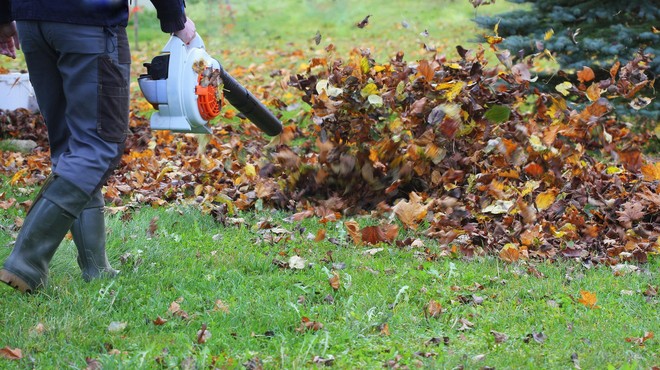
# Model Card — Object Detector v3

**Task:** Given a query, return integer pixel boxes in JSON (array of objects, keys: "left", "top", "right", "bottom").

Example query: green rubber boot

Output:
[
  {"left": 0, "top": 175, "right": 91, "bottom": 293},
  {"left": 71, "top": 190, "right": 118, "bottom": 282}
]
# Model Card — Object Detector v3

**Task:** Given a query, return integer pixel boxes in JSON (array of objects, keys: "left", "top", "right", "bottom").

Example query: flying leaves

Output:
[{"left": 356, "top": 15, "right": 371, "bottom": 29}]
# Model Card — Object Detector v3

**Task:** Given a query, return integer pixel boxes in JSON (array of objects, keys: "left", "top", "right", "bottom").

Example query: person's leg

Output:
[
  {"left": 38, "top": 22, "right": 130, "bottom": 194},
  {"left": 0, "top": 175, "right": 91, "bottom": 292},
  {"left": 1, "top": 22, "right": 129, "bottom": 292},
  {"left": 72, "top": 189, "right": 119, "bottom": 281}
]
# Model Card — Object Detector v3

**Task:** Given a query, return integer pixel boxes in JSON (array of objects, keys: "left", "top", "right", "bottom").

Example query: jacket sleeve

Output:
[
  {"left": 149, "top": 0, "right": 187, "bottom": 33},
  {"left": 0, "top": 0, "right": 12, "bottom": 24}
]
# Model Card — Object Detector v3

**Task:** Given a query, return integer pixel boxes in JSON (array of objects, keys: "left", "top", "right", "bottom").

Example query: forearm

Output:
[{"left": 149, "top": 0, "right": 187, "bottom": 33}]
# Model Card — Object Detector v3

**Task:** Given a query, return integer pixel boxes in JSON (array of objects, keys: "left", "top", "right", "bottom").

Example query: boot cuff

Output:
[{"left": 42, "top": 176, "right": 92, "bottom": 217}]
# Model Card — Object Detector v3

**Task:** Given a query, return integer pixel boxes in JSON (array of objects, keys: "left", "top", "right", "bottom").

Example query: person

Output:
[{"left": 0, "top": 1, "right": 196, "bottom": 293}]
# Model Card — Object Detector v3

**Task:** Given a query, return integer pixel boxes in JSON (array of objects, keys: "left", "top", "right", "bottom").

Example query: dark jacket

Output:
[{"left": 0, "top": 0, "right": 187, "bottom": 33}]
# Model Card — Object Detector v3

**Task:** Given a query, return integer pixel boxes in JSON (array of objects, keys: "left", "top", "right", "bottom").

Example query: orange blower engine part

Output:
[{"left": 195, "top": 74, "right": 222, "bottom": 121}]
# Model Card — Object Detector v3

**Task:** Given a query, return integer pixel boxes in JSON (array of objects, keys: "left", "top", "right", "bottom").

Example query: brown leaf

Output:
[
  {"left": 0, "top": 347, "right": 22, "bottom": 360},
  {"left": 153, "top": 316, "right": 168, "bottom": 326},
  {"left": 356, "top": 14, "right": 371, "bottom": 28},
  {"left": 329, "top": 272, "right": 340, "bottom": 290},
  {"left": 427, "top": 299, "right": 443, "bottom": 318},
  {"left": 147, "top": 216, "right": 159, "bottom": 237},
  {"left": 214, "top": 299, "right": 230, "bottom": 313},
  {"left": 361, "top": 224, "right": 398, "bottom": 245},
  {"left": 499, "top": 244, "right": 521, "bottom": 263},
  {"left": 577, "top": 66, "right": 595, "bottom": 83},
  {"left": 344, "top": 220, "right": 362, "bottom": 245},
  {"left": 643, "top": 285, "right": 657, "bottom": 297},
  {"left": 417, "top": 60, "right": 435, "bottom": 82},
  {"left": 616, "top": 202, "right": 645, "bottom": 228},
  {"left": 625, "top": 331, "right": 654, "bottom": 346},
  {"left": 85, "top": 357, "right": 102, "bottom": 370},
  {"left": 640, "top": 162, "right": 660, "bottom": 181},
  {"left": 491, "top": 330, "right": 508, "bottom": 343},
  {"left": 379, "top": 322, "right": 391, "bottom": 336},
  {"left": 196, "top": 323, "right": 211, "bottom": 344},
  {"left": 296, "top": 317, "right": 324, "bottom": 332},
  {"left": 314, "top": 228, "right": 327, "bottom": 242},
  {"left": 243, "top": 356, "right": 264, "bottom": 370},
  {"left": 457, "top": 318, "right": 474, "bottom": 331},
  {"left": 393, "top": 193, "right": 428, "bottom": 229}
]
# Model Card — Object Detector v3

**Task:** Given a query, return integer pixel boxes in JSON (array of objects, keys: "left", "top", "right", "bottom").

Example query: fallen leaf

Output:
[
  {"left": 329, "top": 272, "right": 340, "bottom": 290},
  {"left": 535, "top": 189, "right": 558, "bottom": 211},
  {"left": 625, "top": 331, "right": 654, "bottom": 346},
  {"left": 197, "top": 323, "right": 211, "bottom": 344},
  {"left": 153, "top": 316, "right": 168, "bottom": 326},
  {"left": 393, "top": 194, "right": 428, "bottom": 229},
  {"left": 457, "top": 318, "right": 475, "bottom": 331},
  {"left": 491, "top": 330, "right": 508, "bottom": 343},
  {"left": 0, "top": 347, "right": 22, "bottom": 360},
  {"left": 85, "top": 357, "right": 102, "bottom": 370},
  {"left": 296, "top": 317, "right": 324, "bottom": 332},
  {"left": 107, "top": 321, "right": 127, "bottom": 333},
  {"left": 288, "top": 255, "right": 307, "bottom": 269},
  {"left": 427, "top": 300, "right": 443, "bottom": 318},
  {"left": 578, "top": 290, "right": 600, "bottom": 309},
  {"left": 641, "top": 162, "right": 660, "bottom": 181}
]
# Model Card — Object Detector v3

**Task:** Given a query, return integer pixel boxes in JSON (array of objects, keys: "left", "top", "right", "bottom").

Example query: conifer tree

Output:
[{"left": 475, "top": 0, "right": 658, "bottom": 117}]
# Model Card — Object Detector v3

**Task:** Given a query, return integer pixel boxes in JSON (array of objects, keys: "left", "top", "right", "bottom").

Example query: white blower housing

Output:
[{"left": 138, "top": 33, "right": 219, "bottom": 134}]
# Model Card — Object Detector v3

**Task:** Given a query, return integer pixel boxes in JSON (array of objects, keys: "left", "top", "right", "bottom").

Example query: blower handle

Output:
[{"left": 220, "top": 68, "right": 283, "bottom": 136}]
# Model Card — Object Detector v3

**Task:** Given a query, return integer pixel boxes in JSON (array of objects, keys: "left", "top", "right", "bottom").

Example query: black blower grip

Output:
[{"left": 220, "top": 69, "right": 283, "bottom": 136}]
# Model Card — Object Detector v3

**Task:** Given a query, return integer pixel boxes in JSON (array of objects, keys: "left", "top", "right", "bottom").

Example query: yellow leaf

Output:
[
  {"left": 544, "top": 29, "right": 554, "bottom": 41},
  {"left": 445, "top": 81, "right": 465, "bottom": 101},
  {"left": 641, "top": 162, "right": 660, "bottom": 181},
  {"left": 244, "top": 163, "right": 256, "bottom": 178},
  {"left": 360, "top": 82, "right": 378, "bottom": 98},
  {"left": 555, "top": 81, "right": 573, "bottom": 96},
  {"left": 360, "top": 57, "right": 370, "bottom": 75},
  {"left": 578, "top": 290, "right": 599, "bottom": 309},
  {"left": 10, "top": 168, "right": 28, "bottom": 186},
  {"left": 194, "top": 184, "right": 204, "bottom": 196},
  {"left": 606, "top": 166, "right": 622, "bottom": 175},
  {"left": 374, "top": 65, "right": 386, "bottom": 73},
  {"left": 535, "top": 189, "right": 557, "bottom": 211}
]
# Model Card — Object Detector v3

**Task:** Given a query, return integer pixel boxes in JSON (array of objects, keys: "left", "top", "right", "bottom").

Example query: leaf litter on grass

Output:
[{"left": 0, "top": 29, "right": 658, "bottom": 269}]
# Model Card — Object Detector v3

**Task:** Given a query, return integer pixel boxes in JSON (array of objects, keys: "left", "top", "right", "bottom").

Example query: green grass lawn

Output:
[
  {"left": 0, "top": 189, "right": 658, "bottom": 368},
  {"left": 1, "top": 0, "right": 659, "bottom": 368}
]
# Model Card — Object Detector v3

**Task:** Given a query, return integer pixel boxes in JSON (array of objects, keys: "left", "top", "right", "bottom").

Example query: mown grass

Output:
[
  {"left": 1, "top": 0, "right": 659, "bottom": 368},
  {"left": 0, "top": 177, "right": 659, "bottom": 368}
]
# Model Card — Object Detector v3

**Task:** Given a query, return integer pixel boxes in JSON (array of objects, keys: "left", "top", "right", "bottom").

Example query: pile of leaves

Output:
[
  {"left": 1, "top": 42, "right": 658, "bottom": 264},
  {"left": 277, "top": 45, "right": 659, "bottom": 263}
]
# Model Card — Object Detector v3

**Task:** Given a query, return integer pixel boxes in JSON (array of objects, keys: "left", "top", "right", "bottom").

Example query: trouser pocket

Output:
[{"left": 97, "top": 55, "right": 129, "bottom": 143}]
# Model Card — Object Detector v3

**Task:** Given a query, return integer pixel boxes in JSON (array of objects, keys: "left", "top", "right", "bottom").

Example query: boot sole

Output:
[{"left": 0, "top": 269, "right": 33, "bottom": 293}]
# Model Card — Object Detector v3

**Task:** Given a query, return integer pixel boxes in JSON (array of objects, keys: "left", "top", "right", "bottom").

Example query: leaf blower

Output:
[{"left": 138, "top": 33, "right": 282, "bottom": 136}]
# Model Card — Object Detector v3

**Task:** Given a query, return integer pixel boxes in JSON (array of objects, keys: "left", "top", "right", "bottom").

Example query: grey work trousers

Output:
[{"left": 17, "top": 21, "right": 130, "bottom": 195}]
